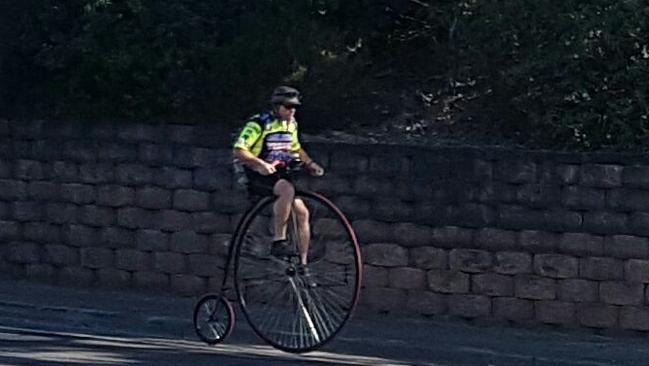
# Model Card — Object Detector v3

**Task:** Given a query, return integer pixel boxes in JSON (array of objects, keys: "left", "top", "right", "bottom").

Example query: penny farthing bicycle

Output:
[{"left": 192, "top": 160, "right": 363, "bottom": 353}]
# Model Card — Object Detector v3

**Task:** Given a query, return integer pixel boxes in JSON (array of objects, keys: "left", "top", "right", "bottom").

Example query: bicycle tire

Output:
[
  {"left": 193, "top": 293, "right": 235, "bottom": 345},
  {"left": 233, "top": 191, "right": 362, "bottom": 353}
]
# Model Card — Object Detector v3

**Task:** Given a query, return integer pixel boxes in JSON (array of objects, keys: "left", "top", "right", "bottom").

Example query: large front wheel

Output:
[{"left": 234, "top": 192, "right": 362, "bottom": 353}]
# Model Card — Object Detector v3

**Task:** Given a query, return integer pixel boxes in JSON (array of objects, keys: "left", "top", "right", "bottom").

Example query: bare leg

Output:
[
  {"left": 293, "top": 198, "right": 310, "bottom": 265},
  {"left": 272, "top": 179, "right": 294, "bottom": 241}
]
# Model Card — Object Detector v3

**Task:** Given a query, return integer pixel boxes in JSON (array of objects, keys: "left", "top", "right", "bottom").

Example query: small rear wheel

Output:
[{"left": 193, "top": 294, "right": 235, "bottom": 345}]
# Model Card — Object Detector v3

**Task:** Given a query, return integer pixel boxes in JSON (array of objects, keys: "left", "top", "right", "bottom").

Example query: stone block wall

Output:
[
  {"left": 2, "top": 119, "right": 649, "bottom": 331},
  {"left": 0, "top": 120, "right": 240, "bottom": 296}
]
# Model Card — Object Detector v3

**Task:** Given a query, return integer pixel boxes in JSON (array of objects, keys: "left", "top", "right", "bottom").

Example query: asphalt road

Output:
[{"left": 1, "top": 279, "right": 649, "bottom": 366}]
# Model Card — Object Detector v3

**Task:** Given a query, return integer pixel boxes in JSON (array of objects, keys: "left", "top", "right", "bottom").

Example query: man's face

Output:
[{"left": 277, "top": 104, "right": 297, "bottom": 121}]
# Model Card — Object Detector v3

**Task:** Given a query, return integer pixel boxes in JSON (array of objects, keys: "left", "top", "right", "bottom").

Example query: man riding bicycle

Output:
[
  {"left": 194, "top": 86, "right": 359, "bottom": 350},
  {"left": 232, "top": 86, "right": 324, "bottom": 280}
]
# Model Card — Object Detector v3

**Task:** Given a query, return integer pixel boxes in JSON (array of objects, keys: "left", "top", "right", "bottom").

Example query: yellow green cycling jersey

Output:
[{"left": 233, "top": 112, "right": 301, "bottom": 162}]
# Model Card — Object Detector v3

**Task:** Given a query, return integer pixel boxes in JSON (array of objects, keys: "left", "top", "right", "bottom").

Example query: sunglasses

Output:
[{"left": 282, "top": 104, "right": 298, "bottom": 110}]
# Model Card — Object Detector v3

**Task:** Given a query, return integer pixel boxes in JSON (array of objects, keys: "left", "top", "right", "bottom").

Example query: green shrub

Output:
[
  {"left": 381, "top": 0, "right": 649, "bottom": 150},
  {"left": 2, "top": 0, "right": 351, "bottom": 125},
  {"left": 2, "top": 0, "right": 648, "bottom": 151}
]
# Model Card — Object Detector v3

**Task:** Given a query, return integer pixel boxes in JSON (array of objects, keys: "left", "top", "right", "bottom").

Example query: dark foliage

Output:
[{"left": 1, "top": 0, "right": 648, "bottom": 150}]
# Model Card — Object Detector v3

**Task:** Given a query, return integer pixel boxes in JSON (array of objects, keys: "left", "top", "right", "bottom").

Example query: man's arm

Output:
[
  {"left": 298, "top": 148, "right": 324, "bottom": 176},
  {"left": 298, "top": 149, "right": 313, "bottom": 165},
  {"left": 233, "top": 120, "right": 276, "bottom": 175},
  {"left": 233, "top": 148, "right": 276, "bottom": 176}
]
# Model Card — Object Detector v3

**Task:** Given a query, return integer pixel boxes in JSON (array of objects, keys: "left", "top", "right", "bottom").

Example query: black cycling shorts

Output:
[
  {"left": 246, "top": 171, "right": 279, "bottom": 197},
  {"left": 246, "top": 168, "right": 297, "bottom": 196}
]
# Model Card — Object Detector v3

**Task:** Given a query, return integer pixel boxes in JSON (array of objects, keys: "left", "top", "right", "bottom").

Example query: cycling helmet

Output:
[{"left": 270, "top": 85, "right": 301, "bottom": 106}]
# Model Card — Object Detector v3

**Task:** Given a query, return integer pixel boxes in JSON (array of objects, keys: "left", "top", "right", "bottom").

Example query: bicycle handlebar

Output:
[{"left": 271, "top": 159, "right": 304, "bottom": 172}]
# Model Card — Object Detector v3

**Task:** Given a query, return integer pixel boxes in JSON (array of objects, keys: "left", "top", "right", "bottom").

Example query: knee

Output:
[
  {"left": 273, "top": 179, "right": 295, "bottom": 199},
  {"left": 294, "top": 201, "right": 310, "bottom": 222}
]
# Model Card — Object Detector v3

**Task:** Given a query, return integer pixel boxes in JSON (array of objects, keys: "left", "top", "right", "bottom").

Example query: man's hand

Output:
[
  {"left": 307, "top": 161, "right": 325, "bottom": 177},
  {"left": 256, "top": 161, "right": 277, "bottom": 176}
]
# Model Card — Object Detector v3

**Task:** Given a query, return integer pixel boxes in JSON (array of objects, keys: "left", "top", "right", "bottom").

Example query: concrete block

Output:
[
  {"left": 171, "top": 274, "right": 207, "bottom": 296},
  {"left": 156, "top": 167, "right": 193, "bottom": 189},
  {"left": 362, "top": 264, "right": 389, "bottom": 289},
  {"left": 154, "top": 252, "right": 186, "bottom": 274},
  {"left": 625, "top": 260, "right": 649, "bottom": 283},
  {"left": 169, "top": 231, "right": 209, "bottom": 254},
  {"left": 78, "top": 205, "right": 115, "bottom": 226},
  {"left": 393, "top": 223, "right": 434, "bottom": 247},
  {"left": 96, "top": 185, "right": 135, "bottom": 207},
  {"left": 58, "top": 266, "right": 95, "bottom": 287},
  {"left": 388, "top": 267, "right": 427, "bottom": 290},
  {"left": 364, "top": 243, "right": 408, "bottom": 267},
  {"left": 558, "top": 233, "right": 604, "bottom": 257},
  {"left": 6, "top": 242, "right": 40, "bottom": 264},
  {"left": 136, "top": 187, "right": 171, "bottom": 209},
  {"left": 535, "top": 300, "right": 576, "bottom": 325},
  {"left": 80, "top": 247, "right": 114, "bottom": 269},
  {"left": 578, "top": 303, "right": 619, "bottom": 328},
  {"left": 448, "top": 294, "right": 491, "bottom": 318},
  {"left": 558, "top": 279, "right": 598, "bottom": 302},
  {"left": 117, "top": 208, "right": 154, "bottom": 229},
  {"left": 406, "top": 291, "right": 447, "bottom": 316},
  {"left": 472, "top": 273, "right": 514, "bottom": 296},
  {"left": 96, "top": 268, "right": 132, "bottom": 289},
  {"left": 580, "top": 164, "right": 623, "bottom": 188},
  {"left": 187, "top": 254, "right": 224, "bottom": 277},
  {"left": 493, "top": 297, "right": 533, "bottom": 322},
  {"left": 600, "top": 281, "right": 643, "bottom": 306},
  {"left": 409, "top": 247, "right": 447, "bottom": 270},
  {"left": 44, "top": 244, "right": 79, "bottom": 266},
  {"left": 580, "top": 257, "right": 624, "bottom": 280},
  {"left": 79, "top": 163, "right": 114, "bottom": 184},
  {"left": 360, "top": 287, "right": 407, "bottom": 314},
  {"left": 427, "top": 269, "right": 470, "bottom": 294},
  {"left": 63, "top": 224, "right": 98, "bottom": 247},
  {"left": 604, "top": 235, "right": 649, "bottom": 259},
  {"left": 191, "top": 212, "right": 230, "bottom": 234},
  {"left": 533, "top": 254, "right": 579, "bottom": 279},
  {"left": 514, "top": 275, "right": 556, "bottom": 300},
  {"left": 431, "top": 226, "right": 473, "bottom": 249},
  {"left": 561, "top": 186, "right": 605, "bottom": 210},
  {"left": 494, "top": 252, "right": 532, "bottom": 275},
  {"left": 99, "top": 227, "right": 135, "bottom": 249},
  {"left": 115, "top": 249, "right": 151, "bottom": 271},
  {"left": 475, "top": 228, "right": 516, "bottom": 251},
  {"left": 449, "top": 249, "right": 492, "bottom": 273},
  {"left": 620, "top": 307, "right": 649, "bottom": 331},
  {"left": 133, "top": 271, "right": 169, "bottom": 291},
  {"left": 155, "top": 210, "right": 193, "bottom": 232},
  {"left": 173, "top": 189, "right": 210, "bottom": 212}
]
